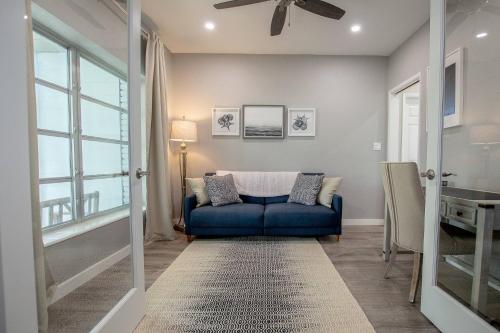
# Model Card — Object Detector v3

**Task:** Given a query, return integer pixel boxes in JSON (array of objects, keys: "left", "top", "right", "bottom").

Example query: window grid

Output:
[{"left": 35, "top": 28, "right": 129, "bottom": 230}]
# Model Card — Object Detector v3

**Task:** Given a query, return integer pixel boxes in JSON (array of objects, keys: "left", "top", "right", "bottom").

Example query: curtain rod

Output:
[{"left": 100, "top": 0, "right": 150, "bottom": 39}]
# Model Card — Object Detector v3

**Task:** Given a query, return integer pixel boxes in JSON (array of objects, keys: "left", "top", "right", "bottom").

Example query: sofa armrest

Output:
[
  {"left": 332, "top": 194, "right": 343, "bottom": 225},
  {"left": 184, "top": 195, "right": 197, "bottom": 235}
]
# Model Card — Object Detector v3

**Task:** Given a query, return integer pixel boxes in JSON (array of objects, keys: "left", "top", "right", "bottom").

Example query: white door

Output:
[
  {"left": 387, "top": 78, "right": 421, "bottom": 165},
  {"left": 421, "top": 0, "right": 500, "bottom": 332},
  {"left": 91, "top": 1, "right": 146, "bottom": 331},
  {"left": 401, "top": 90, "right": 420, "bottom": 163},
  {"left": 30, "top": 0, "right": 144, "bottom": 331}
]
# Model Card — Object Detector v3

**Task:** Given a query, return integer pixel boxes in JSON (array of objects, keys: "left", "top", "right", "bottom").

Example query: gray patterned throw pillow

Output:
[
  {"left": 288, "top": 174, "right": 324, "bottom": 206},
  {"left": 203, "top": 174, "right": 243, "bottom": 207}
]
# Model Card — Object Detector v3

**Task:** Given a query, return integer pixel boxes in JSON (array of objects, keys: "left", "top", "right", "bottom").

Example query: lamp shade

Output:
[{"left": 170, "top": 119, "right": 197, "bottom": 142}]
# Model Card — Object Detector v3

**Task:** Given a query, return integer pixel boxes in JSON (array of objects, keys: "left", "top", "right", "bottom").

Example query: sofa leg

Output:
[
  {"left": 336, "top": 235, "right": 340, "bottom": 242},
  {"left": 186, "top": 235, "right": 193, "bottom": 242}
]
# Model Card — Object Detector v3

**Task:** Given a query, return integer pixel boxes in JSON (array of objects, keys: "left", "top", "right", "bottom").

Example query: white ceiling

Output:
[{"left": 142, "top": 0, "right": 430, "bottom": 56}]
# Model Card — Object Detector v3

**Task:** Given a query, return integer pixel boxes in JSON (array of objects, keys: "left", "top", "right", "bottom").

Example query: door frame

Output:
[
  {"left": 0, "top": 1, "right": 39, "bottom": 332},
  {"left": 421, "top": 0, "right": 497, "bottom": 331},
  {"left": 387, "top": 73, "right": 422, "bottom": 163}
]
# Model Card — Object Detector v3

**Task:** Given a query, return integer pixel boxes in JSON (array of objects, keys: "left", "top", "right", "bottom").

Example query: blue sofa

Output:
[{"left": 184, "top": 193, "right": 342, "bottom": 238}]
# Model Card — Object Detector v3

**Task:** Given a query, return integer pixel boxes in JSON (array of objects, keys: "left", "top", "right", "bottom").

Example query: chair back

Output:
[{"left": 379, "top": 162, "right": 425, "bottom": 253}]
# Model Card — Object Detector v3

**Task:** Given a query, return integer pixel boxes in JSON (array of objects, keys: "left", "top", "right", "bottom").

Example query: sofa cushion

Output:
[
  {"left": 265, "top": 195, "right": 289, "bottom": 205},
  {"left": 264, "top": 203, "right": 337, "bottom": 228},
  {"left": 203, "top": 174, "right": 243, "bottom": 207},
  {"left": 288, "top": 174, "right": 324, "bottom": 206},
  {"left": 190, "top": 203, "right": 264, "bottom": 228},
  {"left": 240, "top": 195, "right": 266, "bottom": 205}
]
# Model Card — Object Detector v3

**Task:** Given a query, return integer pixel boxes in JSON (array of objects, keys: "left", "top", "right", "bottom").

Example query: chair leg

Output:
[
  {"left": 186, "top": 235, "right": 193, "bottom": 242},
  {"left": 409, "top": 252, "right": 423, "bottom": 303},
  {"left": 384, "top": 243, "right": 399, "bottom": 279},
  {"left": 336, "top": 235, "right": 340, "bottom": 242}
]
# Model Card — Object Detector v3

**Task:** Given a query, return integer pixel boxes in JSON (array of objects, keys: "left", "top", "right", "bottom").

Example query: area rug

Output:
[{"left": 135, "top": 237, "right": 375, "bottom": 333}]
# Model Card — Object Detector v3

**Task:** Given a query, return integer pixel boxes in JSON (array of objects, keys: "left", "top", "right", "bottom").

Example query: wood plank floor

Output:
[
  {"left": 145, "top": 226, "right": 438, "bottom": 332},
  {"left": 48, "top": 225, "right": 438, "bottom": 332}
]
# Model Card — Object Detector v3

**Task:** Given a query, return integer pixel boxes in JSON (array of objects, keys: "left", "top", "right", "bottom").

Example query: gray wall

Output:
[
  {"left": 387, "top": 20, "right": 500, "bottom": 192},
  {"left": 170, "top": 54, "right": 388, "bottom": 220},
  {"left": 45, "top": 219, "right": 131, "bottom": 283},
  {"left": 387, "top": 22, "right": 430, "bottom": 170}
]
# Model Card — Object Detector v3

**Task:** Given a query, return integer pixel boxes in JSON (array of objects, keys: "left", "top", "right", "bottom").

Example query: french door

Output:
[
  {"left": 421, "top": 0, "right": 500, "bottom": 332},
  {"left": 90, "top": 0, "right": 145, "bottom": 331},
  {"left": 31, "top": 0, "right": 144, "bottom": 331}
]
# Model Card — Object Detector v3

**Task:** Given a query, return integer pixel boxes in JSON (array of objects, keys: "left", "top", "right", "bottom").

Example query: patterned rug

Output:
[{"left": 135, "top": 237, "right": 375, "bottom": 333}]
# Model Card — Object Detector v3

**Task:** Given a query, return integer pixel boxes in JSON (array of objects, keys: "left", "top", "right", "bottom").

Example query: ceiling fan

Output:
[{"left": 213, "top": 0, "right": 346, "bottom": 36}]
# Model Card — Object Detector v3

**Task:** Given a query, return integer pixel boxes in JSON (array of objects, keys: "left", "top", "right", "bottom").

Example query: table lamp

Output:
[{"left": 170, "top": 116, "right": 197, "bottom": 232}]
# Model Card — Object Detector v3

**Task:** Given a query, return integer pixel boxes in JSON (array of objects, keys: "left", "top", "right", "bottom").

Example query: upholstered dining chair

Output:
[{"left": 379, "top": 162, "right": 476, "bottom": 303}]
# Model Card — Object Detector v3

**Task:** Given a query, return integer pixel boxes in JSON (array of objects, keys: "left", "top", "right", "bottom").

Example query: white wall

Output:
[{"left": 170, "top": 54, "right": 388, "bottom": 220}]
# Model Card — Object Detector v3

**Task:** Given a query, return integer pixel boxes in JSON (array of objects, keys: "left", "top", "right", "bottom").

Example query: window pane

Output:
[
  {"left": 83, "top": 177, "right": 128, "bottom": 216},
  {"left": 36, "top": 84, "right": 70, "bottom": 133},
  {"left": 81, "top": 99, "right": 125, "bottom": 140},
  {"left": 38, "top": 135, "right": 71, "bottom": 178},
  {"left": 39, "top": 182, "right": 73, "bottom": 228},
  {"left": 80, "top": 57, "right": 127, "bottom": 108},
  {"left": 33, "top": 32, "right": 68, "bottom": 88},
  {"left": 82, "top": 140, "right": 127, "bottom": 175}
]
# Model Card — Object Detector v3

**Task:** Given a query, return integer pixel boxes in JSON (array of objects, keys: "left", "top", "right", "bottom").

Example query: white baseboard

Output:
[
  {"left": 343, "top": 219, "right": 384, "bottom": 226},
  {"left": 48, "top": 245, "right": 131, "bottom": 305}
]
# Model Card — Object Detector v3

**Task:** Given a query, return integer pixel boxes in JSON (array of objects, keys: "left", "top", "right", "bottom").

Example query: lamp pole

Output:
[{"left": 174, "top": 141, "right": 188, "bottom": 232}]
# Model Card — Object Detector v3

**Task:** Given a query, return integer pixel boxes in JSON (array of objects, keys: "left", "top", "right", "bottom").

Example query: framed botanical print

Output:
[
  {"left": 288, "top": 108, "right": 316, "bottom": 137},
  {"left": 212, "top": 107, "right": 240, "bottom": 136},
  {"left": 243, "top": 105, "right": 285, "bottom": 139}
]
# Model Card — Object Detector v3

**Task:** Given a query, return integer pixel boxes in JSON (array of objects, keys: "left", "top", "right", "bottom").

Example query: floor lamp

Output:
[{"left": 170, "top": 117, "right": 197, "bottom": 232}]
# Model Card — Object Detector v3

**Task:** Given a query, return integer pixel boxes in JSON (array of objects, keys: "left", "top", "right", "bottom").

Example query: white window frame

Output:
[{"left": 34, "top": 25, "right": 130, "bottom": 231}]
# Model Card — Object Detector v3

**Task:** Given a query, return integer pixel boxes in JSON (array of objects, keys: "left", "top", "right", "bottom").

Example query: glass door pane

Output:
[
  {"left": 31, "top": 0, "right": 137, "bottom": 331},
  {"left": 434, "top": 0, "right": 500, "bottom": 327}
]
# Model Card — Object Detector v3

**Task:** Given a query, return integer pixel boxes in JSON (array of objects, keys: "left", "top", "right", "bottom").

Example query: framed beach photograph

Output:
[
  {"left": 443, "top": 48, "right": 463, "bottom": 129},
  {"left": 212, "top": 107, "right": 240, "bottom": 136},
  {"left": 243, "top": 105, "right": 285, "bottom": 139},
  {"left": 288, "top": 108, "right": 316, "bottom": 137}
]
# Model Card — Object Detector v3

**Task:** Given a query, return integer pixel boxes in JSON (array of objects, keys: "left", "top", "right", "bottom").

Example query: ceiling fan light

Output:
[
  {"left": 204, "top": 21, "right": 215, "bottom": 31},
  {"left": 351, "top": 24, "right": 361, "bottom": 33}
]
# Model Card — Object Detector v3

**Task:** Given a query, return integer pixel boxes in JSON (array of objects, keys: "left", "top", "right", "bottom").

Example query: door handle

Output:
[
  {"left": 442, "top": 172, "right": 457, "bottom": 178},
  {"left": 136, "top": 168, "right": 150, "bottom": 179},
  {"left": 420, "top": 169, "right": 436, "bottom": 180}
]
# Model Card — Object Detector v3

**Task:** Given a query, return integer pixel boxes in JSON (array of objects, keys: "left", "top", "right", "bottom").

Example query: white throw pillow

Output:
[
  {"left": 317, "top": 177, "right": 343, "bottom": 208},
  {"left": 186, "top": 178, "right": 210, "bottom": 207}
]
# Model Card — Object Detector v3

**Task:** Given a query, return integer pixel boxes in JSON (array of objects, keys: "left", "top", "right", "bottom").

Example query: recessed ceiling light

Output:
[
  {"left": 476, "top": 32, "right": 488, "bottom": 39},
  {"left": 23, "top": 14, "right": 28, "bottom": 20},
  {"left": 351, "top": 24, "right": 362, "bottom": 33},
  {"left": 204, "top": 21, "right": 215, "bottom": 31}
]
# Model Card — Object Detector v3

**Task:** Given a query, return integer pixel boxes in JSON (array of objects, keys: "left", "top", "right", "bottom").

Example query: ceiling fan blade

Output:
[
  {"left": 271, "top": 5, "right": 287, "bottom": 36},
  {"left": 214, "top": 0, "right": 270, "bottom": 9},
  {"left": 295, "top": 0, "right": 345, "bottom": 20}
]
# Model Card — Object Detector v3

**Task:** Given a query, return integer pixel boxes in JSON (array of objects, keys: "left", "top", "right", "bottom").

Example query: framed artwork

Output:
[
  {"left": 243, "top": 105, "right": 285, "bottom": 139},
  {"left": 288, "top": 108, "right": 316, "bottom": 137},
  {"left": 212, "top": 107, "right": 240, "bottom": 136},
  {"left": 443, "top": 48, "right": 463, "bottom": 128}
]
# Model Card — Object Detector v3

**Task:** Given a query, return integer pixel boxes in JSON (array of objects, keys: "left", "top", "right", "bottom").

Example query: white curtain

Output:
[
  {"left": 144, "top": 33, "right": 176, "bottom": 241},
  {"left": 25, "top": 2, "right": 56, "bottom": 332}
]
